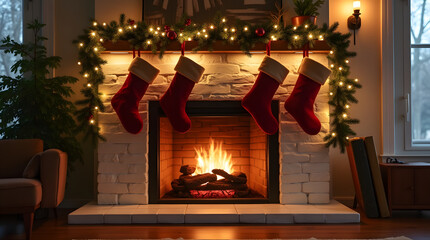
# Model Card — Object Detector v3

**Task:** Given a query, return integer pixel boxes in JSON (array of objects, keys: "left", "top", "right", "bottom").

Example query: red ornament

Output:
[
  {"left": 128, "top": 19, "right": 135, "bottom": 25},
  {"left": 167, "top": 30, "right": 177, "bottom": 40},
  {"left": 185, "top": 19, "right": 191, "bottom": 26},
  {"left": 88, "top": 114, "right": 94, "bottom": 121},
  {"left": 164, "top": 25, "right": 171, "bottom": 32},
  {"left": 255, "top": 28, "right": 265, "bottom": 37}
]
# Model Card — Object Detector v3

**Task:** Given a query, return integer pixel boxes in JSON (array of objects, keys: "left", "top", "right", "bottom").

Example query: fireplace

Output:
[{"left": 148, "top": 101, "right": 279, "bottom": 203}]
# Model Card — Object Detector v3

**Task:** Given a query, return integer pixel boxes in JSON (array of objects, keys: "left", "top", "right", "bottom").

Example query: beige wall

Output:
[
  {"left": 329, "top": 0, "right": 382, "bottom": 205},
  {"left": 53, "top": 0, "right": 382, "bottom": 206},
  {"left": 54, "top": 0, "right": 95, "bottom": 206}
]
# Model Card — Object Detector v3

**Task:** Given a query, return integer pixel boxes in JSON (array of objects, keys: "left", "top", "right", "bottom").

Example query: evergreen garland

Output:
[{"left": 74, "top": 14, "right": 360, "bottom": 152}]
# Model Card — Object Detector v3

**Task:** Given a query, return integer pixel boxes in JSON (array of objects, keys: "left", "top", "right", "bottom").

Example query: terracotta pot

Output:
[{"left": 291, "top": 16, "right": 317, "bottom": 26}]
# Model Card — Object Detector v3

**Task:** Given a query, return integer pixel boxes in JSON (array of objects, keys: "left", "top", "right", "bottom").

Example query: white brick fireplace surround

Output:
[
  {"left": 68, "top": 52, "right": 359, "bottom": 224},
  {"left": 97, "top": 52, "right": 330, "bottom": 205}
]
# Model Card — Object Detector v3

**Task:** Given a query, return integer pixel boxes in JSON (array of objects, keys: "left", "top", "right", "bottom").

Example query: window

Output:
[
  {"left": 410, "top": 0, "right": 430, "bottom": 145},
  {"left": 0, "top": 0, "right": 22, "bottom": 77},
  {"left": 382, "top": 0, "right": 430, "bottom": 157}
]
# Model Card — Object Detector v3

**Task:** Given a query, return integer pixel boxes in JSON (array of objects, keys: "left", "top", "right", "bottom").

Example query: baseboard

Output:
[
  {"left": 59, "top": 198, "right": 94, "bottom": 209},
  {"left": 333, "top": 196, "right": 355, "bottom": 208}
]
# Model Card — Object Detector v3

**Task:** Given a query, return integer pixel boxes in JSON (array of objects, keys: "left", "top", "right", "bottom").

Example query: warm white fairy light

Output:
[
  {"left": 222, "top": 18, "right": 226, "bottom": 22},
  {"left": 244, "top": 26, "right": 248, "bottom": 31},
  {"left": 94, "top": 106, "right": 98, "bottom": 110},
  {"left": 99, "top": 38, "right": 103, "bottom": 42},
  {"left": 179, "top": 33, "right": 183, "bottom": 36},
  {"left": 90, "top": 119, "right": 95, "bottom": 124},
  {"left": 128, "top": 26, "right": 132, "bottom": 29},
  {"left": 149, "top": 27, "right": 154, "bottom": 32},
  {"left": 102, "top": 22, "right": 106, "bottom": 26},
  {"left": 202, "top": 29, "right": 206, "bottom": 33},
  {"left": 84, "top": 73, "right": 89, "bottom": 78},
  {"left": 274, "top": 25, "right": 278, "bottom": 29},
  {"left": 339, "top": 81, "right": 344, "bottom": 86},
  {"left": 294, "top": 35, "right": 298, "bottom": 40},
  {"left": 79, "top": 43, "right": 84, "bottom": 47},
  {"left": 330, "top": 50, "right": 334, "bottom": 54},
  {"left": 133, "top": 24, "right": 137, "bottom": 29},
  {"left": 210, "top": 25, "right": 214, "bottom": 29},
  {"left": 329, "top": 92, "right": 333, "bottom": 96},
  {"left": 91, "top": 32, "right": 96, "bottom": 37},
  {"left": 77, "top": 61, "right": 81, "bottom": 65},
  {"left": 345, "top": 59, "right": 349, "bottom": 63},
  {"left": 156, "top": 27, "right": 160, "bottom": 30},
  {"left": 188, "top": 37, "right": 192, "bottom": 41},
  {"left": 331, "top": 132, "right": 336, "bottom": 137},
  {"left": 94, "top": 67, "right": 99, "bottom": 71},
  {"left": 161, "top": 32, "right": 165, "bottom": 36},
  {"left": 308, "top": 34, "right": 313, "bottom": 39},
  {"left": 224, "top": 28, "right": 228, "bottom": 32},
  {"left": 230, "top": 36, "right": 235, "bottom": 41},
  {"left": 319, "top": 35, "right": 323, "bottom": 39},
  {"left": 197, "top": 32, "right": 201, "bottom": 36},
  {"left": 338, "top": 67, "right": 343, "bottom": 71},
  {"left": 343, "top": 113, "right": 348, "bottom": 118},
  {"left": 204, "top": 34, "right": 208, "bottom": 38},
  {"left": 346, "top": 104, "right": 350, "bottom": 109},
  {"left": 231, "top": 28, "right": 236, "bottom": 32},
  {"left": 354, "top": 78, "right": 359, "bottom": 82},
  {"left": 304, "top": 24, "right": 309, "bottom": 28},
  {"left": 154, "top": 31, "right": 159, "bottom": 35},
  {"left": 271, "top": 36, "right": 277, "bottom": 41},
  {"left": 346, "top": 136, "right": 350, "bottom": 140},
  {"left": 87, "top": 83, "right": 92, "bottom": 87},
  {"left": 93, "top": 22, "right": 97, "bottom": 26},
  {"left": 347, "top": 85, "right": 352, "bottom": 89},
  {"left": 118, "top": 28, "right": 123, "bottom": 33},
  {"left": 93, "top": 47, "right": 98, "bottom": 52},
  {"left": 293, "top": 26, "right": 297, "bottom": 30},
  {"left": 330, "top": 64, "right": 334, "bottom": 68},
  {"left": 147, "top": 40, "right": 151, "bottom": 45}
]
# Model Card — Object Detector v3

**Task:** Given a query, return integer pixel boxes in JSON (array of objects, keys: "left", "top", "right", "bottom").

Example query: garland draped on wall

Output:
[{"left": 74, "top": 14, "right": 361, "bottom": 153}]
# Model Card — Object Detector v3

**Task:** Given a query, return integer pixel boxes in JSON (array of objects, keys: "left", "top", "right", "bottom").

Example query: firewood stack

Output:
[{"left": 170, "top": 165, "right": 249, "bottom": 198}]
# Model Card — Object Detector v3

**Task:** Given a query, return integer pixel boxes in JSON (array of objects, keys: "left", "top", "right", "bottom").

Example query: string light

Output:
[
  {"left": 128, "top": 26, "right": 132, "bottom": 29},
  {"left": 224, "top": 28, "right": 228, "bottom": 32},
  {"left": 79, "top": 42, "right": 84, "bottom": 47},
  {"left": 102, "top": 22, "right": 106, "bottom": 26},
  {"left": 304, "top": 24, "right": 309, "bottom": 28},
  {"left": 197, "top": 32, "right": 201, "bottom": 36},
  {"left": 308, "top": 34, "right": 313, "bottom": 39},
  {"left": 204, "top": 34, "right": 208, "bottom": 38},
  {"left": 222, "top": 18, "right": 226, "bottom": 22},
  {"left": 77, "top": 61, "right": 81, "bottom": 65},
  {"left": 90, "top": 119, "right": 95, "bottom": 124},
  {"left": 147, "top": 40, "right": 151, "bottom": 45},
  {"left": 339, "top": 81, "right": 344, "bottom": 86},
  {"left": 346, "top": 104, "right": 350, "bottom": 109},
  {"left": 93, "top": 47, "right": 98, "bottom": 52},
  {"left": 83, "top": 73, "right": 89, "bottom": 78},
  {"left": 179, "top": 33, "right": 183, "bottom": 36},
  {"left": 91, "top": 32, "right": 96, "bottom": 37},
  {"left": 94, "top": 67, "right": 99, "bottom": 71},
  {"left": 156, "top": 27, "right": 160, "bottom": 30},
  {"left": 154, "top": 31, "right": 159, "bottom": 35},
  {"left": 188, "top": 37, "right": 192, "bottom": 41},
  {"left": 210, "top": 25, "right": 214, "bottom": 29},
  {"left": 93, "top": 22, "right": 97, "bottom": 26},
  {"left": 99, "top": 38, "right": 103, "bottom": 42},
  {"left": 329, "top": 92, "right": 333, "bottom": 96},
  {"left": 331, "top": 132, "right": 336, "bottom": 137},
  {"left": 133, "top": 24, "right": 137, "bottom": 29},
  {"left": 330, "top": 50, "right": 334, "bottom": 54},
  {"left": 347, "top": 85, "right": 352, "bottom": 89},
  {"left": 87, "top": 83, "right": 92, "bottom": 87},
  {"left": 338, "top": 67, "right": 343, "bottom": 71},
  {"left": 231, "top": 28, "right": 236, "bottom": 32},
  {"left": 330, "top": 64, "right": 334, "bottom": 68},
  {"left": 230, "top": 36, "right": 235, "bottom": 41},
  {"left": 202, "top": 29, "right": 206, "bottom": 33},
  {"left": 274, "top": 25, "right": 278, "bottom": 29},
  {"left": 319, "top": 35, "right": 324, "bottom": 40},
  {"left": 161, "top": 32, "right": 165, "bottom": 36},
  {"left": 343, "top": 113, "right": 348, "bottom": 118},
  {"left": 244, "top": 26, "right": 248, "bottom": 31},
  {"left": 271, "top": 35, "right": 277, "bottom": 41},
  {"left": 294, "top": 35, "right": 299, "bottom": 40},
  {"left": 149, "top": 27, "right": 154, "bottom": 32},
  {"left": 118, "top": 28, "right": 123, "bottom": 33},
  {"left": 346, "top": 136, "right": 350, "bottom": 140},
  {"left": 293, "top": 26, "right": 297, "bottom": 30},
  {"left": 94, "top": 106, "right": 99, "bottom": 110},
  {"left": 354, "top": 78, "right": 359, "bottom": 82},
  {"left": 345, "top": 59, "right": 349, "bottom": 63}
]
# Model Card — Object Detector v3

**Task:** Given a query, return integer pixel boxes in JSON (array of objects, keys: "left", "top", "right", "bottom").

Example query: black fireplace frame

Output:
[{"left": 148, "top": 100, "right": 280, "bottom": 204}]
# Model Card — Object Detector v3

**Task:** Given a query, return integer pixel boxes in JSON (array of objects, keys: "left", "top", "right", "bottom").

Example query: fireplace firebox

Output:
[{"left": 148, "top": 101, "right": 280, "bottom": 203}]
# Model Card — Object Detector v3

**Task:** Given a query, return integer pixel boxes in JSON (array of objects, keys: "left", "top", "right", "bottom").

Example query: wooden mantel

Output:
[{"left": 101, "top": 40, "right": 331, "bottom": 54}]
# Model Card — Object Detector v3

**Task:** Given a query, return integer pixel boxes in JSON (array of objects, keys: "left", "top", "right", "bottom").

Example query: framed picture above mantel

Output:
[{"left": 143, "top": 0, "right": 282, "bottom": 25}]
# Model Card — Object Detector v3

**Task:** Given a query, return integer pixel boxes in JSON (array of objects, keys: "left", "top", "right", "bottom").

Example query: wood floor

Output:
[{"left": 1, "top": 208, "right": 430, "bottom": 240}]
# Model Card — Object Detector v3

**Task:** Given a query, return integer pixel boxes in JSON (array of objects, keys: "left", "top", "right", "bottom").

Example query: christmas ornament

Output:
[
  {"left": 164, "top": 25, "right": 170, "bottom": 32},
  {"left": 284, "top": 57, "right": 331, "bottom": 135},
  {"left": 128, "top": 19, "right": 135, "bottom": 25},
  {"left": 111, "top": 57, "right": 160, "bottom": 134},
  {"left": 255, "top": 28, "right": 265, "bottom": 37},
  {"left": 185, "top": 19, "right": 191, "bottom": 26},
  {"left": 160, "top": 56, "right": 205, "bottom": 133},
  {"left": 242, "top": 56, "right": 289, "bottom": 135},
  {"left": 167, "top": 30, "right": 177, "bottom": 40}
]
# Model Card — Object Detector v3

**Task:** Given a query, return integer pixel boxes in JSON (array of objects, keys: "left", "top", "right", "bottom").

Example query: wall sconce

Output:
[{"left": 347, "top": 1, "right": 361, "bottom": 45}]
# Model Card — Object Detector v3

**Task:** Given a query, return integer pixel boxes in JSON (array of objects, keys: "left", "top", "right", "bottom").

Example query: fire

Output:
[{"left": 194, "top": 139, "right": 233, "bottom": 179}]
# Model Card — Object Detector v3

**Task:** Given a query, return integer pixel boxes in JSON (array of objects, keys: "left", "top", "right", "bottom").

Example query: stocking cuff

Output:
[
  {"left": 258, "top": 56, "right": 289, "bottom": 84},
  {"left": 298, "top": 57, "right": 331, "bottom": 85},
  {"left": 174, "top": 56, "right": 205, "bottom": 83},
  {"left": 128, "top": 57, "right": 160, "bottom": 84}
]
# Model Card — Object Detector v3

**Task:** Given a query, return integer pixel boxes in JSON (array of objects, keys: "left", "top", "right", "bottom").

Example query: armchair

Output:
[{"left": 0, "top": 139, "right": 67, "bottom": 240}]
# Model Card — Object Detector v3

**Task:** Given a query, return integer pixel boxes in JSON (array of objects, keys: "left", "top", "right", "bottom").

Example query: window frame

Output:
[{"left": 382, "top": 0, "right": 430, "bottom": 159}]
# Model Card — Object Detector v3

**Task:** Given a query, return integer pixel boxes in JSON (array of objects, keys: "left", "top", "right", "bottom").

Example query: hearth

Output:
[{"left": 148, "top": 101, "right": 280, "bottom": 203}]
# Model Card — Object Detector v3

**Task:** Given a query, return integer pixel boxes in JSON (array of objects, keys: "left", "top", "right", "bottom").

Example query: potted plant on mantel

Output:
[{"left": 291, "top": 0, "right": 324, "bottom": 26}]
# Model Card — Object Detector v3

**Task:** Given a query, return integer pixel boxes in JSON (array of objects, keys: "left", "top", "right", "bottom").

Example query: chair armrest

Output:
[{"left": 40, "top": 149, "right": 67, "bottom": 208}]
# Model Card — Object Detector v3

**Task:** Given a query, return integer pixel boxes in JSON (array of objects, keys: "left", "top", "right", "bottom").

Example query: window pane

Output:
[
  {"left": 0, "top": 0, "right": 22, "bottom": 77},
  {"left": 411, "top": 48, "right": 430, "bottom": 142},
  {"left": 411, "top": 0, "right": 430, "bottom": 44}
]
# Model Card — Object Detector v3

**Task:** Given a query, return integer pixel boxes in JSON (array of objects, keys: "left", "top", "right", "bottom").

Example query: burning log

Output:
[
  {"left": 189, "top": 179, "right": 248, "bottom": 191},
  {"left": 182, "top": 173, "right": 217, "bottom": 189},
  {"left": 171, "top": 179, "right": 186, "bottom": 191},
  {"left": 212, "top": 169, "right": 247, "bottom": 184},
  {"left": 180, "top": 165, "right": 196, "bottom": 175}
]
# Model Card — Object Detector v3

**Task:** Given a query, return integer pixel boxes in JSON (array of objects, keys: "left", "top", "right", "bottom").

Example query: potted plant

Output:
[{"left": 291, "top": 0, "right": 324, "bottom": 26}]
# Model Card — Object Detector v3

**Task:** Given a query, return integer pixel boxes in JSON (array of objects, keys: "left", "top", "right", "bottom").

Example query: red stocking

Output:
[
  {"left": 242, "top": 56, "right": 289, "bottom": 135},
  {"left": 111, "top": 57, "right": 160, "bottom": 134},
  {"left": 160, "top": 56, "right": 205, "bottom": 133},
  {"left": 284, "top": 57, "right": 331, "bottom": 135}
]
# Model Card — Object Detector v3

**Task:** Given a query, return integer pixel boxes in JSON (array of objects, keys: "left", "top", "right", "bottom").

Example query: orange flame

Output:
[{"left": 194, "top": 139, "right": 233, "bottom": 179}]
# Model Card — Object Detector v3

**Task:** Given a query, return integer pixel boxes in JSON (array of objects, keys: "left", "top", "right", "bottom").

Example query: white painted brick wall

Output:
[{"left": 97, "top": 53, "right": 330, "bottom": 205}]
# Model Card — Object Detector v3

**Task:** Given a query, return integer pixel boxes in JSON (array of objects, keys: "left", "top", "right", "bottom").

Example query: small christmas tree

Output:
[{"left": 0, "top": 20, "right": 82, "bottom": 172}]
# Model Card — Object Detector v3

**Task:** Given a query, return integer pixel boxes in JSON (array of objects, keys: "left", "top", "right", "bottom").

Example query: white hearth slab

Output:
[{"left": 68, "top": 200, "right": 359, "bottom": 224}]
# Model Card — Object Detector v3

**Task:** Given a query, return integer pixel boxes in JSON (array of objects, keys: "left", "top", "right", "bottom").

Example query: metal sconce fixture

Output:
[{"left": 347, "top": 1, "right": 361, "bottom": 45}]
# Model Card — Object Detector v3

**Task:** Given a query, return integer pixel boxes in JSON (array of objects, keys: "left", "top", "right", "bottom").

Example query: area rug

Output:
[{"left": 75, "top": 236, "right": 413, "bottom": 240}]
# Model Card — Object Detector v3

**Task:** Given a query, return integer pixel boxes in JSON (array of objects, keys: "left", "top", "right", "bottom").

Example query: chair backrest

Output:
[{"left": 0, "top": 139, "right": 43, "bottom": 178}]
